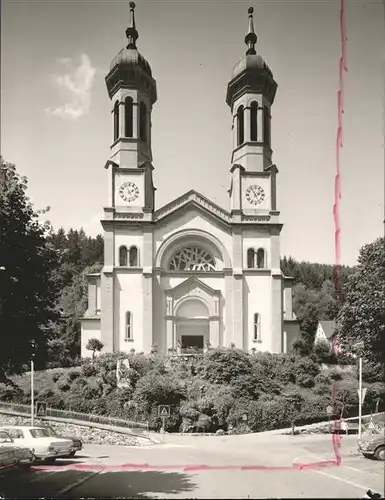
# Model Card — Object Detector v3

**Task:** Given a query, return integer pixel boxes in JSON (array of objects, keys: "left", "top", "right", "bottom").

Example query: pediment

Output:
[
  {"left": 166, "top": 276, "right": 220, "bottom": 302},
  {"left": 154, "top": 190, "right": 231, "bottom": 227}
]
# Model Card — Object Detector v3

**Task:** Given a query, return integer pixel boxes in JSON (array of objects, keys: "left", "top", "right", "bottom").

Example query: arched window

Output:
[
  {"left": 129, "top": 246, "right": 138, "bottom": 267},
  {"left": 250, "top": 101, "right": 258, "bottom": 141},
  {"left": 139, "top": 102, "right": 147, "bottom": 142},
  {"left": 169, "top": 246, "right": 216, "bottom": 271},
  {"left": 257, "top": 248, "right": 265, "bottom": 268},
  {"left": 247, "top": 248, "right": 255, "bottom": 269},
  {"left": 263, "top": 105, "right": 270, "bottom": 147},
  {"left": 254, "top": 313, "right": 261, "bottom": 341},
  {"left": 124, "top": 97, "right": 133, "bottom": 138},
  {"left": 125, "top": 311, "right": 132, "bottom": 340},
  {"left": 119, "top": 246, "right": 128, "bottom": 266},
  {"left": 113, "top": 101, "right": 120, "bottom": 141},
  {"left": 237, "top": 105, "right": 244, "bottom": 146}
]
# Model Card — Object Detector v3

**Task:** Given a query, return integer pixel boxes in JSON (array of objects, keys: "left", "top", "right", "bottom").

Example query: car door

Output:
[{"left": 5, "top": 428, "right": 25, "bottom": 448}]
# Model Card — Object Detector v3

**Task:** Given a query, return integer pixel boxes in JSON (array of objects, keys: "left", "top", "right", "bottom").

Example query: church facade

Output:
[{"left": 80, "top": 3, "right": 300, "bottom": 357}]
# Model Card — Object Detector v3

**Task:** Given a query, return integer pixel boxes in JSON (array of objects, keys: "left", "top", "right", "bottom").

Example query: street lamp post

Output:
[{"left": 353, "top": 341, "right": 364, "bottom": 440}]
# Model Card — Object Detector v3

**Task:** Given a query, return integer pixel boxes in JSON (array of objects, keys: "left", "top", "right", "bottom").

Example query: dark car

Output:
[
  {"left": 358, "top": 431, "right": 385, "bottom": 461},
  {"left": 36, "top": 424, "right": 83, "bottom": 457}
]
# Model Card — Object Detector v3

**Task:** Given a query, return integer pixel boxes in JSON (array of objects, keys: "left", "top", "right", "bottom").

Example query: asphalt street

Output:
[{"left": 0, "top": 434, "right": 383, "bottom": 498}]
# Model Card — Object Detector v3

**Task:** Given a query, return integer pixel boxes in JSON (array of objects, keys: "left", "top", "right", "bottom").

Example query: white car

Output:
[
  {"left": 0, "top": 426, "right": 73, "bottom": 463},
  {"left": 0, "top": 446, "right": 18, "bottom": 473},
  {"left": 0, "top": 430, "right": 35, "bottom": 467}
]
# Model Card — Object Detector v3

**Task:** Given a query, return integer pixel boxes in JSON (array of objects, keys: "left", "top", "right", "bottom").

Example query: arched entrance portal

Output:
[{"left": 175, "top": 299, "right": 209, "bottom": 352}]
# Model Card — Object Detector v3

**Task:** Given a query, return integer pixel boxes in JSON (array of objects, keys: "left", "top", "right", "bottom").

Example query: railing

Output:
[{"left": 0, "top": 401, "right": 148, "bottom": 430}]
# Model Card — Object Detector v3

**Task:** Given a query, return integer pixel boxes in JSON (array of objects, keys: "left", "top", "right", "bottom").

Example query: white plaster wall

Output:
[
  {"left": 81, "top": 320, "right": 102, "bottom": 358},
  {"left": 114, "top": 228, "right": 143, "bottom": 266},
  {"left": 242, "top": 231, "right": 271, "bottom": 268},
  {"left": 115, "top": 272, "right": 144, "bottom": 352},
  {"left": 244, "top": 274, "right": 272, "bottom": 352},
  {"left": 154, "top": 209, "right": 233, "bottom": 267}
]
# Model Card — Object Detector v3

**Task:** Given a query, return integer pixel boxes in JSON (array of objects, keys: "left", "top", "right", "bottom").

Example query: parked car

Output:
[
  {"left": 36, "top": 424, "right": 83, "bottom": 457},
  {"left": 0, "top": 430, "right": 35, "bottom": 467},
  {"left": 0, "top": 445, "right": 18, "bottom": 473},
  {"left": 358, "top": 431, "right": 385, "bottom": 461},
  {"left": 0, "top": 426, "right": 73, "bottom": 463}
]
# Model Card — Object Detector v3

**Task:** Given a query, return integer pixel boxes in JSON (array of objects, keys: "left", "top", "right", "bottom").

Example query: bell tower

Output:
[
  {"left": 226, "top": 7, "right": 279, "bottom": 216},
  {"left": 104, "top": 1, "right": 157, "bottom": 216}
]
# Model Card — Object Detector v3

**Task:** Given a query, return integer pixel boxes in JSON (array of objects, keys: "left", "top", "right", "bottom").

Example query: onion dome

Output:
[
  {"left": 226, "top": 7, "right": 277, "bottom": 107},
  {"left": 106, "top": 2, "right": 157, "bottom": 104}
]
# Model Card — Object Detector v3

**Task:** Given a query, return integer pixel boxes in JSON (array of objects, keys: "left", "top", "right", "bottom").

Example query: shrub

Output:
[
  {"left": 313, "top": 341, "right": 332, "bottom": 363},
  {"left": 196, "top": 349, "right": 253, "bottom": 384},
  {"left": 57, "top": 379, "right": 71, "bottom": 392},
  {"left": 297, "top": 374, "right": 315, "bottom": 388},
  {"left": 67, "top": 370, "right": 81, "bottom": 381},
  {"left": 329, "top": 369, "right": 343, "bottom": 381},
  {"left": 52, "top": 372, "right": 61, "bottom": 383},
  {"left": 315, "top": 373, "right": 331, "bottom": 385},
  {"left": 81, "top": 362, "right": 98, "bottom": 378}
]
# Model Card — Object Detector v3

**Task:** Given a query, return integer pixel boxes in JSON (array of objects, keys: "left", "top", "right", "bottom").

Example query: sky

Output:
[{"left": 1, "top": 0, "right": 384, "bottom": 266}]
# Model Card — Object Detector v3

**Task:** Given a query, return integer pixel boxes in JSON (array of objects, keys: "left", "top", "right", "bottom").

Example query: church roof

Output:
[{"left": 154, "top": 190, "right": 232, "bottom": 226}]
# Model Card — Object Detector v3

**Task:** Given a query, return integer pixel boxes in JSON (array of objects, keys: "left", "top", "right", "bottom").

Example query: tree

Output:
[
  {"left": 0, "top": 158, "right": 60, "bottom": 380},
  {"left": 336, "top": 237, "right": 385, "bottom": 366},
  {"left": 86, "top": 338, "right": 104, "bottom": 359}
]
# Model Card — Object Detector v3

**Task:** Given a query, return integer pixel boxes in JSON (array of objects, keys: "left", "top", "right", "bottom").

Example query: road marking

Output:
[
  {"left": 313, "top": 468, "right": 377, "bottom": 492},
  {"left": 51, "top": 467, "right": 105, "bottom": 499}
]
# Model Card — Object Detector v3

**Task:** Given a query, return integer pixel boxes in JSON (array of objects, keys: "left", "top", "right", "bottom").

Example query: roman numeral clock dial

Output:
[
  {"left": 246, "top": 184, "right": 265, "bottom": 205},
  {"left": 119, "top": 181, "right": 140, "bottom": 203}
]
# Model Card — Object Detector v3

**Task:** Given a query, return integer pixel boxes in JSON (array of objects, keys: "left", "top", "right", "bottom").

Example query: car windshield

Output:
[
  {"left": 30, "top": 428, "right": 50, "bottom": 438},
  {"left": 0, "top": 431, "right": 13, "bottom": 443}
]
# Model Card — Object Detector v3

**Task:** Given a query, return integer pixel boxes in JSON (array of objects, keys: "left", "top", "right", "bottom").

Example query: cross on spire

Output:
[
  {"left": 245, "top": 7, "right": 257, "bottom": 55},
  {"left": 126, "top": 1, "right": 139, "bottom": 49}
]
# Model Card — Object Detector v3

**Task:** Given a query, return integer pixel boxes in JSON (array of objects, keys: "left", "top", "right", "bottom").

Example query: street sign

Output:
[
  {"left": 158, "top": 405, "right": 170, "bottom": 418},
  {"left": 326, "top": 405, "right": 333, "bottom": 416},
  {"left": 358, "top": 388, "right": 367, "bottom": 404},
  {"left": 36, "top": 402, "right": 47, "bottom": 417},
  {"left": 368, "top": 419, "right": 376, "bottom": 430}
]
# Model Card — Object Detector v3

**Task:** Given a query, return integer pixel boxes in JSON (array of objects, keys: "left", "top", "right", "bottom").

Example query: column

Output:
[
  {"left": 133, "top": 102, "right": 138, "bottom": 138},
  {"left": 225, "top": 274, "right": 233, "bottom": 347},
  {"left": 142, "top": 273, "right": 153, "bottom": 353},
  {"left": 209, "top": 317, "right": 220, "bottom": 348}
]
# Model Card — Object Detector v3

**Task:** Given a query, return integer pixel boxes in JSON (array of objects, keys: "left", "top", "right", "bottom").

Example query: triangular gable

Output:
[
  {"left": 154, "top": 190, "right": 231, "bottom": 226},
  {"left": 167, "top": 276, "right": 219, "bottom": 298}
]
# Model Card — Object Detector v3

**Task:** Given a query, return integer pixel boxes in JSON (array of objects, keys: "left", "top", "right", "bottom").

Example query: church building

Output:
[{"left": 80, "top": 3, "right": 300, "bottom": 357}]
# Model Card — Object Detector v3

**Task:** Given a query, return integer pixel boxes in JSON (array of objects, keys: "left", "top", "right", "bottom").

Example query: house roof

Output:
[{"left": 319, "top": 320, "right": 337, "bottom": 339}]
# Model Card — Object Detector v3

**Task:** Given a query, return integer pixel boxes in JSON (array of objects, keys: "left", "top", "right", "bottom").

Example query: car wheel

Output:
[{"left": 374, "top": 446, "right": 385, "bottom": 461}]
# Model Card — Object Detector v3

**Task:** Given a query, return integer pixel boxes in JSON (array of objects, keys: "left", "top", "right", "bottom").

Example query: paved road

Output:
[{"left": 0, "top": 434, "right": 383, "bottom": 498}]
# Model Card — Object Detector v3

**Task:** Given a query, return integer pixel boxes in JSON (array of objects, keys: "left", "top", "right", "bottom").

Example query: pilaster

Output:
[{"left": 101, "top": 271, "right": 114, "bottom": 352}]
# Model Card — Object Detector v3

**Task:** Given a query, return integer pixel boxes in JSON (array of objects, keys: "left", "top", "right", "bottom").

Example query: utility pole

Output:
[
  {"left": 31, "top": 359, "right": 35, "bottom": 426},
  {"left": 358, "top": 355, "right": 363, "bottom": 440}
]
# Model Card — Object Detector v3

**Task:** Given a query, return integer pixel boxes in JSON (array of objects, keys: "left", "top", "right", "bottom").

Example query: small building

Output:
[{"left": 315, "top": 320, "right": 337, "bottom": 345}]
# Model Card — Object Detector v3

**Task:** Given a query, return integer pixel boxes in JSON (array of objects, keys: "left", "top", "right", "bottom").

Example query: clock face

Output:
[
  {"left": 246, "top": 184, "right": 265, "bottom": 205},
  {"left": 119, "top": 181, "right": 139, "bottom": 203}
]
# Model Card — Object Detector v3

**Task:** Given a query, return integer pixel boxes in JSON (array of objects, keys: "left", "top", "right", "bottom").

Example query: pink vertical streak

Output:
[{"left": 331, "top": 0, "right": 348, "bottom": 462}]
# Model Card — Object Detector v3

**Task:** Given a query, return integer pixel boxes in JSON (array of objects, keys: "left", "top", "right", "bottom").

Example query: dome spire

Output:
[
  {"left": 126, "top": 1, "right": 139, "bottom": 49},
  {"left": 245, "top": 7, "right": 257, "bottom": 55}
]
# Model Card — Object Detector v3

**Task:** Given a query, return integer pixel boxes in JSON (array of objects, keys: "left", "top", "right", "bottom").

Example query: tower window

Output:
[
  {"left": 257, "top": 248, "right": 265, "bottom": 268},
  {"left": 254, "top": 313, "right": 261, "bottom": 342},
  {"left": 125, "top": 97, "right": 133, "bottom": 138},
  {"left": 263, "top": 105, "right": 270, "bottom": 147},
  {"left": 119, "top": 246, "right": 128, "bottom": 266},
  {"left": 113, "top": 101, "right": 120, "bottom": 141},
  {"left": 237, "top": 105, "right": 244, "bottom": 146},
  {"left": 247, "top": 248, "right": 255, "bottom": 269},
  {"left": 129, "top": 246, "right": 138, "bottom": 267},
  {"left": 139, "top": 102, "right": 147, "bottom": 142},
  {"left": 125, "top": 311, "right": 132, "bottom": 340},
  {"left": 250, "top": 101, "right": 258, "bottom": 141}
]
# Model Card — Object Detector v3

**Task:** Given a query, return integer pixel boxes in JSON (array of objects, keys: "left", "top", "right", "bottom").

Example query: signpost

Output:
[
  {"left": 36, "top": 402, "right": 47, "bottom": 418},
  {"left": 158, "top": 405, "right": 170, "bottom": 440}
]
